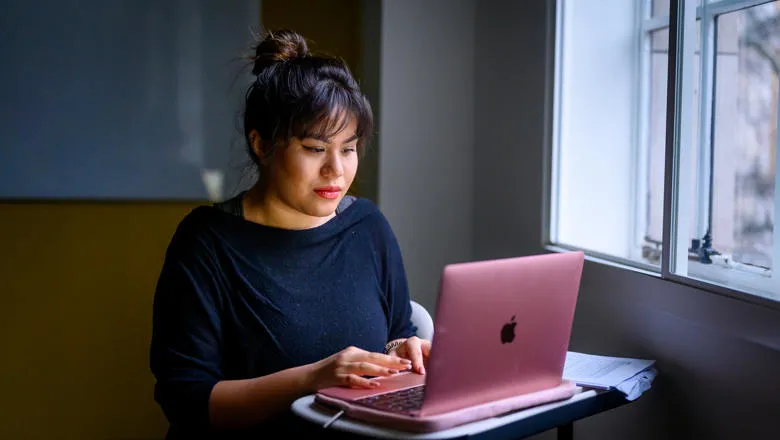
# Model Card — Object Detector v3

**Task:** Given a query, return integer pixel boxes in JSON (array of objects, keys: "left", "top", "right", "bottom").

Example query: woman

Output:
[{"left": 149, "top": 29, "right": 431, "bottom": 439}]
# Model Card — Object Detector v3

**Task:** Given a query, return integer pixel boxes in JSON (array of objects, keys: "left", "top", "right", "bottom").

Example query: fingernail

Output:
[
  {"left": 370, "top": 381, "right": 380, "bottom": 387},
  {"left": 388, "top": 369, "right": 399, "bottom": 374},
  {"left": 401, "top": 359, "right": 412, "bottom": 364},
  {"left": 421, "top": 366, "right": 426, "bottom": 375}
]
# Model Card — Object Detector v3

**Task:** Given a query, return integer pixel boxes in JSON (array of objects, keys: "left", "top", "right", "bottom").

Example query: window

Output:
[{"left": 549, "top": 0, "right": 779, "bottom": 303}]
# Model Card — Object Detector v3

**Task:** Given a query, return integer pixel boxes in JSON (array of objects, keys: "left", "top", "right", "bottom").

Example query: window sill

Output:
[
  {"left": 686, "top": 258, "right": 777, "bottom": 302},
  {"left": 545, "top": 242, "right": 780, "bottom": 312},
  {"left": 544, "top": 244, "right": 661, "bottom": 277}
]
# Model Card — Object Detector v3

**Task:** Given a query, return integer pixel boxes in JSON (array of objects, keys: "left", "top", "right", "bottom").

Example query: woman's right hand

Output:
[{"left": 306, "top": 346, "right": 413, "bottom": 390}]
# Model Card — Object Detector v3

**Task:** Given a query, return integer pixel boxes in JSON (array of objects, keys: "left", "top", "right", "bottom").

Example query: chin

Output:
[{"left": 306, "top": 198, "right": 340, "bottom": 217}]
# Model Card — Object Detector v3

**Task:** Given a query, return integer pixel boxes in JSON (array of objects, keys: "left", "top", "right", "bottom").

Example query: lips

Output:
[{"left": 314, "top": 186, "right": 342, "bottom": 200}]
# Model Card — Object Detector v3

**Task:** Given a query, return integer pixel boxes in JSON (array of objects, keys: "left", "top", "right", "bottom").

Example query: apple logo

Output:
[{"left": 501, "top": 315, "right": 517, "bottom": 344}]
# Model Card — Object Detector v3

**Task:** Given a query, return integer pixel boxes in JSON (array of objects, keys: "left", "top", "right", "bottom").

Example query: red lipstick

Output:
[{"left": 314, "top": 186, "right": 342, "bottom": 200}]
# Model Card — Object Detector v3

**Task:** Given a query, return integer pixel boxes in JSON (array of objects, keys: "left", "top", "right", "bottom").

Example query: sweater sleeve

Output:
[
  {"left": 149, "top": 218, "right": 225, "bottom": 432},
  {"left": 376, "top": 212, "right": 417, "bottom": 341}
]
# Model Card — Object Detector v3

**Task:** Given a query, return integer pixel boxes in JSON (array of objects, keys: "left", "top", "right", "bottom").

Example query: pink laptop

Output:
[{"left": 315, "top": 251, "right": 585, "bottom": 433}]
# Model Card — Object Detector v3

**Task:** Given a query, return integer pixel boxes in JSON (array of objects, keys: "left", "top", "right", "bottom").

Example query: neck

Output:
[{"left": 242, "top": 181, "right": 334, "bottom": 230}]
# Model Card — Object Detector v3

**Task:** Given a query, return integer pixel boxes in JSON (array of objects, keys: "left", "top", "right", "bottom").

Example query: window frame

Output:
[
  {"left": 544, "top": 0, "right": 780, "bottom": 310},
  {"left": 664, "top": 0, "right": 780, "bottom": 302}
]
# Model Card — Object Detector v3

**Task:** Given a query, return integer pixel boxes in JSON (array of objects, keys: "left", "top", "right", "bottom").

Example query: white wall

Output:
[{"left": 378, "top": 0, "right": 476, "bottom": 314}]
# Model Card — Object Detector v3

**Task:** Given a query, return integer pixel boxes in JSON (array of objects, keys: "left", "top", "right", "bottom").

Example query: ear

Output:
[{"left": 248, "top": 130, "right": 270, "bottom": 165}]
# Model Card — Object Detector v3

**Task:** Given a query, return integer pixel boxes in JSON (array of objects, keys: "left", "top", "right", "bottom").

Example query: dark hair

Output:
[{"left": 244, "top": 29, "right": 373, "bottom": 166}]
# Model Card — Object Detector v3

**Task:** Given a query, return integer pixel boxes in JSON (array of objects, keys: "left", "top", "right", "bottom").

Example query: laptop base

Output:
[{"left": 314, "top": 380, "right": 578, "bottom": 433}]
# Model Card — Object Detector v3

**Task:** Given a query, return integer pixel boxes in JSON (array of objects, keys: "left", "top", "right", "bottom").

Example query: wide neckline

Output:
[{"left": 200, "top": 196, "right": 369, "bottom": 243}]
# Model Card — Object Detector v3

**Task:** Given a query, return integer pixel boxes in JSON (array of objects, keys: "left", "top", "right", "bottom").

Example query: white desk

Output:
[{"left": 291, "top": 387, "right": 628, "bottom": 439}]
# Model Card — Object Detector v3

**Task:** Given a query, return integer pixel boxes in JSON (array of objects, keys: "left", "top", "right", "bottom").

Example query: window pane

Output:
[
  {"left": 672, "top": 1, "right": 779, "bottom": 300},
  {"left": 645, "top": 28, "right": 669, "bottom": 262},
  {"left": 645, "top": 24, "right": 698, "bottom": 265},
  {"left": 651, "top": 0, "right": 702, "bottom": 17},
  {"left": 652, "top": 0, "right": 670, "bottom": 18},
  {"left": 712, "top": 3, "right": 778, "bottom": 270},
  {"left": 686, "top": 21, "right": 702, "bottom": 258}
]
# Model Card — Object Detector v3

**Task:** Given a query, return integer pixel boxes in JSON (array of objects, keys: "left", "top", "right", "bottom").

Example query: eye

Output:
[
  {"left": 303, "top": 146, "right": 325, "bottom": 153},
  {"left": 341, "top": 146, "right": 357, "bottom": 155}
]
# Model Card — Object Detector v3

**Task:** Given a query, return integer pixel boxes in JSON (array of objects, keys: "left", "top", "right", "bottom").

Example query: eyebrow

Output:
[{"left": 306, "top": 134, "right": 359, "bottom": 144}]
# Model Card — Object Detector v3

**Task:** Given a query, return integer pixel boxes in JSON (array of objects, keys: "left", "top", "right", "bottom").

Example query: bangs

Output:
[
  {"left": 244, "top": 52, "right": 374, "bottom": 166},
  {"left": 286, "top": 80, "right": 373, "bottom": 152}
]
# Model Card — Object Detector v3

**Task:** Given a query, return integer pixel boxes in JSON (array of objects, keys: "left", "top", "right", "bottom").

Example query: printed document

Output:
[{"left": 563, "top": 351, "right": 655, "bottom": 389}]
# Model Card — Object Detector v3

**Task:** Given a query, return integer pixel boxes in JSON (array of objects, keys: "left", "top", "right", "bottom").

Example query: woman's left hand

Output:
[{"left": 387, "top": 336, "right": 431, "bottom": 375}]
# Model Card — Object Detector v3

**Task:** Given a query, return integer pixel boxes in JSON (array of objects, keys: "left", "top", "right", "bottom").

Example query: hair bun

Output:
[{"left": 252, "top": 29, "right": 309, "bottom": 75}]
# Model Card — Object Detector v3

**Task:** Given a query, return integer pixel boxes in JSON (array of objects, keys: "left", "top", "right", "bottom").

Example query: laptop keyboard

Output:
[{"left": 355, "top": 385, "right": 425, "bottom": 413}]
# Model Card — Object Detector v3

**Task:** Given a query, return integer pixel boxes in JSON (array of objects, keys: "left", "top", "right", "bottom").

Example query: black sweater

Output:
[{"left": 150, "top": 197, "right": 415, "bottom": 438}]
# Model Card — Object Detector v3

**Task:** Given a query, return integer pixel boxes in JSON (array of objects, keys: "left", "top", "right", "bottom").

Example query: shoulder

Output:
[
  {"left": 341, "top": 197, "right": 399, "bottom": 245},
  {"left": 165, "top": 205, "right": 226, "bottom": 254},
  {"left": 339, "top": 197, "right": 385, "bottom": 227},
  {"left": 174, "top": 205, "right": 221, "bottom": 236}
]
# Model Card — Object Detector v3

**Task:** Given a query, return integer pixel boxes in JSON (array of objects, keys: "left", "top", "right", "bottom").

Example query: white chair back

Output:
[{"left": 410, "top": 300, "right": 434, "bottom": 340}]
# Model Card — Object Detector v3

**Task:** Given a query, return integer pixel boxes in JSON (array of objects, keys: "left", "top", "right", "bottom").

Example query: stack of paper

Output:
[{"left": 563, "top": 351, "right": 656, "bottom": 392}]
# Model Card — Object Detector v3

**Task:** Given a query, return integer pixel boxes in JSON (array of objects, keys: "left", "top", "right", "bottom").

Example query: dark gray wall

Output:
[
  {"left": 472, "top": 1, "right": 780, "bottom": 439},
  {"left": 358, "top": 0, "right": 382, "bottom": 204},
  {"left": 473, "top": 0, "right": 551, "bottom": 262},
  {"left": 378, "top": 0, "right": 476, "bottom": 315},
  {"left": 378, "top": 0, "right": 780, "bottom": 438}
]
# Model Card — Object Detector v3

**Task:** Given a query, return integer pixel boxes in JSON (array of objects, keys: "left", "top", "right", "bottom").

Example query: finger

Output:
[
  {"left": 405, "top": 338, "right": 425, "bottom": 375},
  {"left": 341, "top": 347, "right": 408, "bottom": 368},
  {"left": 365, "top": 352, "right": 413, "bottom": 369},
  {"left": 420, "top": 339, "right": 432, "bottom": 358},
  {"left": 344, "top": 373, "right": 381, "bottom": 389},
  {"left": 346, "top": 361, "right": 402, "bottom": 377}
]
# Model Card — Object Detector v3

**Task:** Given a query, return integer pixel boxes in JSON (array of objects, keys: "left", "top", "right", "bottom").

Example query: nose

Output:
[{"left": 321, "top": 150, "right": 344, "bottom": 178}]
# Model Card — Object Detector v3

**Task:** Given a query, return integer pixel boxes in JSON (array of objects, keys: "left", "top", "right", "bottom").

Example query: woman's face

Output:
[{"left": 260, "top": 117, "right": 359, "bottom": 221}]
